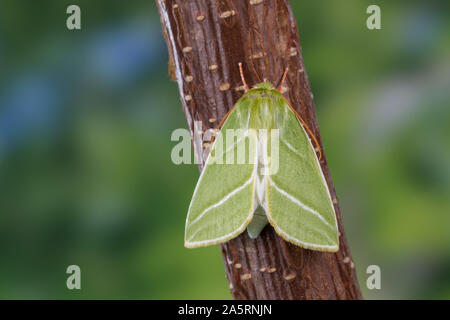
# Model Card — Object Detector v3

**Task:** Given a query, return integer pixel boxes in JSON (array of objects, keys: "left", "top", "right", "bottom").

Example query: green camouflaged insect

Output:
[{"left": 185, "top": 63, "right": 339, "bottom": 252}]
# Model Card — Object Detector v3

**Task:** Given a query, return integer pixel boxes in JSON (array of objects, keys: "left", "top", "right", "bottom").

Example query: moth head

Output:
[{"left": 254, "top": 82, "right": 275, "bottom": 90}]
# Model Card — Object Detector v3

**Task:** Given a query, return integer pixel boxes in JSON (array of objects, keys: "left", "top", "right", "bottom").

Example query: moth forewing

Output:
[
  {"left": 261, "top": 128, "right": 279, "bottom": 176},
  {"left": 225, "top": 128, "right": 246, "bottom": 165},
  {"left": 184, "top": 103, "right": 257, "bottom": 248},
  {"left": 247, "top": 129, "right": 258, "bottom": 166},
  {"left": 265, "top": 95, "right": 339, "bottom": 252},
  {"left": 208, "top": 129, "right": 224, "bottom": 165}
]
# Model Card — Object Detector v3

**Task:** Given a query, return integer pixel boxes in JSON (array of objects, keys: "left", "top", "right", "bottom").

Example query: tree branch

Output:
[{"left": 157, "top": 0, "right": 362, "bottom": 299}]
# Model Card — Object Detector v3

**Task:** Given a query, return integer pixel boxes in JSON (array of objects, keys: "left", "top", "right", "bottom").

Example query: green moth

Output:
[{"left": 184, "top": 64, "right": 339, "bottom": 252}]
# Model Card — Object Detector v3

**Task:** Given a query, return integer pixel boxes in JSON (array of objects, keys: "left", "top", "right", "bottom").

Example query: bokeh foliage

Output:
[{"left": 0, "top": 0, "right": 449, "bottom": 299}]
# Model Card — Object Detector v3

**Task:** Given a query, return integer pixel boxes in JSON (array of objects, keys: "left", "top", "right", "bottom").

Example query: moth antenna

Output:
[
  {"left": 238, "top": 62, "right": 250, "bottom": 92},
  {"left": 278, "top": 67, "right": 289, "bottom": 92}
]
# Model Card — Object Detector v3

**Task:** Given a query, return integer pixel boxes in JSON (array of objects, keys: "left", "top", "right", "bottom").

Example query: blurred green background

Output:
[{"left": 0, "top": 0, "right": 449, "bottom": 299}]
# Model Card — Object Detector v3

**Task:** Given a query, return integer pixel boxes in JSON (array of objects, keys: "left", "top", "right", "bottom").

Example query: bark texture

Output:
[{"left": 157, "top": 0, "right": 362, "bottom": 299}]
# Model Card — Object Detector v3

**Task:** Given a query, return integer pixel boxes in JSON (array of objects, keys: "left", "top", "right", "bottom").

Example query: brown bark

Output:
[{"left": 157, "top": 0, "right": 362, "bottom": 299}]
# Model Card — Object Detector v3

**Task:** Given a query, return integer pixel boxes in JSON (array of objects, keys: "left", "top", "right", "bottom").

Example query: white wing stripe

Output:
[
  {"left": 189, "top": 175, "right": 254, "bottom": 226},
  {"left": 211, "top": 135, "right": 244, "bottom": 160},
  {"left": 280, "top": 137, "right": 305, "bottom": 159},
  {"left": 186, "top": 217, "right": 251, "bottom": 245},
  {"left": 189, "top": 133, "right": 259, "bottom": 228},
  {"left": 268, "top": 177, "right": 332, "bottom": 228}
]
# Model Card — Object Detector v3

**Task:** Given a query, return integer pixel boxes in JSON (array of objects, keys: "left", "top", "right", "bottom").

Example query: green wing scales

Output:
[
  {"left": 185, "top": 100, "right": 257, "bottom": 247},
  {"left": 266, "top": 96, "right": 339, "bottom": 251},
  {"left": 185, "top": 82, "right": 339, "bottom": 252}
]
